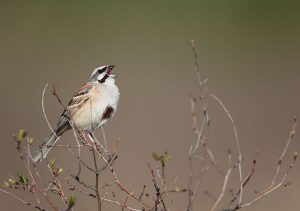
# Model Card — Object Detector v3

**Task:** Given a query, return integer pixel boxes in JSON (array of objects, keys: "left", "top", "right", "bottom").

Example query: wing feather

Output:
[{"left": 65, "top": 83, "right": 93, "bottom": 117}]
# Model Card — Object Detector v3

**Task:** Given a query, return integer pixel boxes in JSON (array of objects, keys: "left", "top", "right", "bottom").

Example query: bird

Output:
[{"left": 33, "top": 65, "right": 120, "bottom": 163}]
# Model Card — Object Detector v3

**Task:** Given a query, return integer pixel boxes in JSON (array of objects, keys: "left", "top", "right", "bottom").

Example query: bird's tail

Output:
[{"left": 33, "top": 132, "right": 60, "bottom": 163}]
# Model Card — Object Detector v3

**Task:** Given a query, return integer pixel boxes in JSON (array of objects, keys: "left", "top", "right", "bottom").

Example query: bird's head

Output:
[{"left": 89, "top": 65, "right": 116, "bottom": 84}]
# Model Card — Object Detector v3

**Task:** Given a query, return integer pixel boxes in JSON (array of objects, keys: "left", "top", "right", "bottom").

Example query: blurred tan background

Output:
[{"left": 1, "top": 1, "right": 300, "bottom": 210}]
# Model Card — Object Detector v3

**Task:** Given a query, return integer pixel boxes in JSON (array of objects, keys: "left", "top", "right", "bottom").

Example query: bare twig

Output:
[
  {"left": 148, "top": 163, "right": 167, "bottom": 211},
  {"left": 42, "top": 83, "right": 56, "bottom": 136},
  {"left": 236, "top": 118, "right": 297, "bottom": 210},
  {"left": 187, "top": 39, "right": 211, "bottom": 211},
  {"left": 0, "top": 188, "right": 46, "bottom": 211},
  {"left": 210, "top": 151, "right": 232, "bottom": 211},
  {"left": 224, "top": 117, "right": 297, "bottom": 211},
  {"left": 51, "top": 85, "right": 66, "bottom": 109},
  {"left": 102, "top": 193, "right": 143, "bottom": 211},
  {"left": 239, "top": 155, "right": 297, "bottom": 209},
  {"left": 92, "top": 147, "right": 102, "bottom": 211},
  {"left": 210, "top": 94, "right": 243, "bottom": 206},
  {"left": 86, "top": 134, "right": 151, "bottom": 209},
  {"left": 229, "top": 151, "right": 260, "bottom": 206}
]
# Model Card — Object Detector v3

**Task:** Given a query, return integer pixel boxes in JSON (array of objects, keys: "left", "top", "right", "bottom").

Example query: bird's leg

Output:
[
  {"left": 87, "top": 132, "right": 102, "bottom": 153},
  {"left": 88, "top": 132, "right": 95, "bottom": 143},
  {"left": 89, "top": 132, "right": 102, "bottom": 146},
  {"left": 78, "top": 130, "right": 88, "bottom": 144}
]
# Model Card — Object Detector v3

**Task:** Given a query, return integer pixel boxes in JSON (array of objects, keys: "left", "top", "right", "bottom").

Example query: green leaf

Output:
[
  {"left": 50, "top": 159, "right": 56, "bottom": 168},
  {"left": 19, "top": 175, "right": 28, "bottom": 184},
  {"left": 28, "top": 138, "right": 34, "bottom": 145},
  {"left": 57, "top": 168, "right": 63, "bottom": 176},
  {"left": 152, "top": 152, "right": 171, "bottom": 165},
  {"left": 162, "top": 154, "right": 171, "bottom": 162},
  {"left": 8, "top": 178, "right": 16, "bottom": 185},
  {"left": 68, "top": 194, "right": 77, "bottom": 208},
  {"left": 17, "top": 129, "right": 27, "bottom": 141},
  {"left": 175, "top": 187, "right": 181, "bottom": 192},
  {"left": 152, "top": 152, "right": 162, "bottom": 161}
]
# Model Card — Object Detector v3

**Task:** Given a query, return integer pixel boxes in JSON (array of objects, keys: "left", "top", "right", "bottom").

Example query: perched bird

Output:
[{"left": 33, "top": 65, "right": 120, "bottom": 163}]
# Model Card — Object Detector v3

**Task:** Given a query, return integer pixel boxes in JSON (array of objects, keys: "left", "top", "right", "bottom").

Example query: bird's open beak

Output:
[{"left": 107, "top": 65, "right": 116, "bottom": 77}]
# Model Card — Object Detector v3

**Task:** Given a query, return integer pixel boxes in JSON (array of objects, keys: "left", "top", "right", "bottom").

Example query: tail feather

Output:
[
  {"left": 33, "top": 117, "right": 71, "bottom": 163},
  {"left": 33, "top": 132, "right": 60, "bottom": 163}
]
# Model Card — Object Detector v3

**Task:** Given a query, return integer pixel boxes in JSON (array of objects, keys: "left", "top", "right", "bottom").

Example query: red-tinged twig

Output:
[
  {"left": 65, "top": 178, "right": 96, "bottom": 198},
  {"left": 53, "top": 179, "right": 68, "bottom": 206},
  {"left": 148, "top": 163, "right": 167, "bottom": 211},
  {"left": 65, "top": 146, "right": 96, "bottom": 173},
  {"left": 121, "top": 196, "right": 129, "bottom": 211},
  {"left": 70, "top": 174, "right": 94, "bottom": 189},
  {"left": 155, "top": 165, "right": 171, "bottom": 206},
  {"left": 47, "top": 144, "right": 89, "bottom": 148},
  {"left": 13, "top": 132, "right": 59, "bottom": 210},
  {"left": 138, "top": 185, "right": 146, "bottom": 200},
  {"left": 229, "top": 151, "right": 260, "bottom": 206},
  {"left": 69, "top": 186, "right": 96, "bottom": 198},
  {"left": 51, "top": 85, "right": 66, "bottom": 109},
  {"left": 23, "top": 140, "right": 41, "bottom": 205},
  {"left": 43, "top": 159, "right": 68, "bottom": 209},
  {"left": 0, "top": 188, "right": 46, "bottom": 211},
  {"left": 86, "top": 133, "right": 151, "bottom": 209},
  {"left": 102, "top": 193, "right": 143, "bottom": 211}
]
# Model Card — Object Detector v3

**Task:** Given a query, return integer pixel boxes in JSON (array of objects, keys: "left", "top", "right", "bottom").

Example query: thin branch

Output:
[
  {"left": 92, "top": 148, "right": 102, "bottom": 211},
  {"left": 210, "top": 168, "right": 232, "bottom": 211},
  {"left": 210, "top": 151, "right": 232, "bottom": 211},
  {"left": 225, "top": 117, "right": 297, "bottom": 211},
  {"left": 51, "top": 85, "right": 66, "bottom": 109},
  {"left": 0, "top": 188, "right": 46, "bottom": 211},
  {"left": 239, "top": 156, "right": 296, "bottom": 209},
  {"left": 238, "top": 118, "right": 297, "bottom": 210},
  {"left": 229, "top": 151, "right": 259, "bottom": 206},
  {"left": 65, "top": 146, "right": 96, "bottom": 173},
  {"left": 86, "top": 134, "right": 151, "bottom": 209},
  {"left": 191, "top": 39, "right": 206, "bottom": 86},
  {"left": 210, "top": 94, "right": 243, "bottom": 205},
  {"left": 41, "top": 83, "right": 56, "bottom": 136},
  {"left": 148, "top": 163, "right": 167, "bottom": 211},
  {"left": 271, "top": 117, "right": 297, "bottom": 186},
  {"left": 102, "top": 194, "right": 143, "bottom": 211}
]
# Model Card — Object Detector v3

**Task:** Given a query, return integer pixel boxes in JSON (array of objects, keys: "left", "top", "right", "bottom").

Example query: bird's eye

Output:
[{"left": 97, "top": 67, "right": 106, "bottom": 74}]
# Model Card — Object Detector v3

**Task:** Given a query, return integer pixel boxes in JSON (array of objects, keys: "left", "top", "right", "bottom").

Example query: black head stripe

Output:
[
  {"left": 97, "top": 67, "right": 107, "bottom": 74},
  {"left": 98, "top": 74, "right": 109, "bottom": 83}
]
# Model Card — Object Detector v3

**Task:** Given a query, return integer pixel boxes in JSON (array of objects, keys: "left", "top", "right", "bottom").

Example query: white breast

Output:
[{"left": 72, "top": 82, "right": 119, "bottom": 132}]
